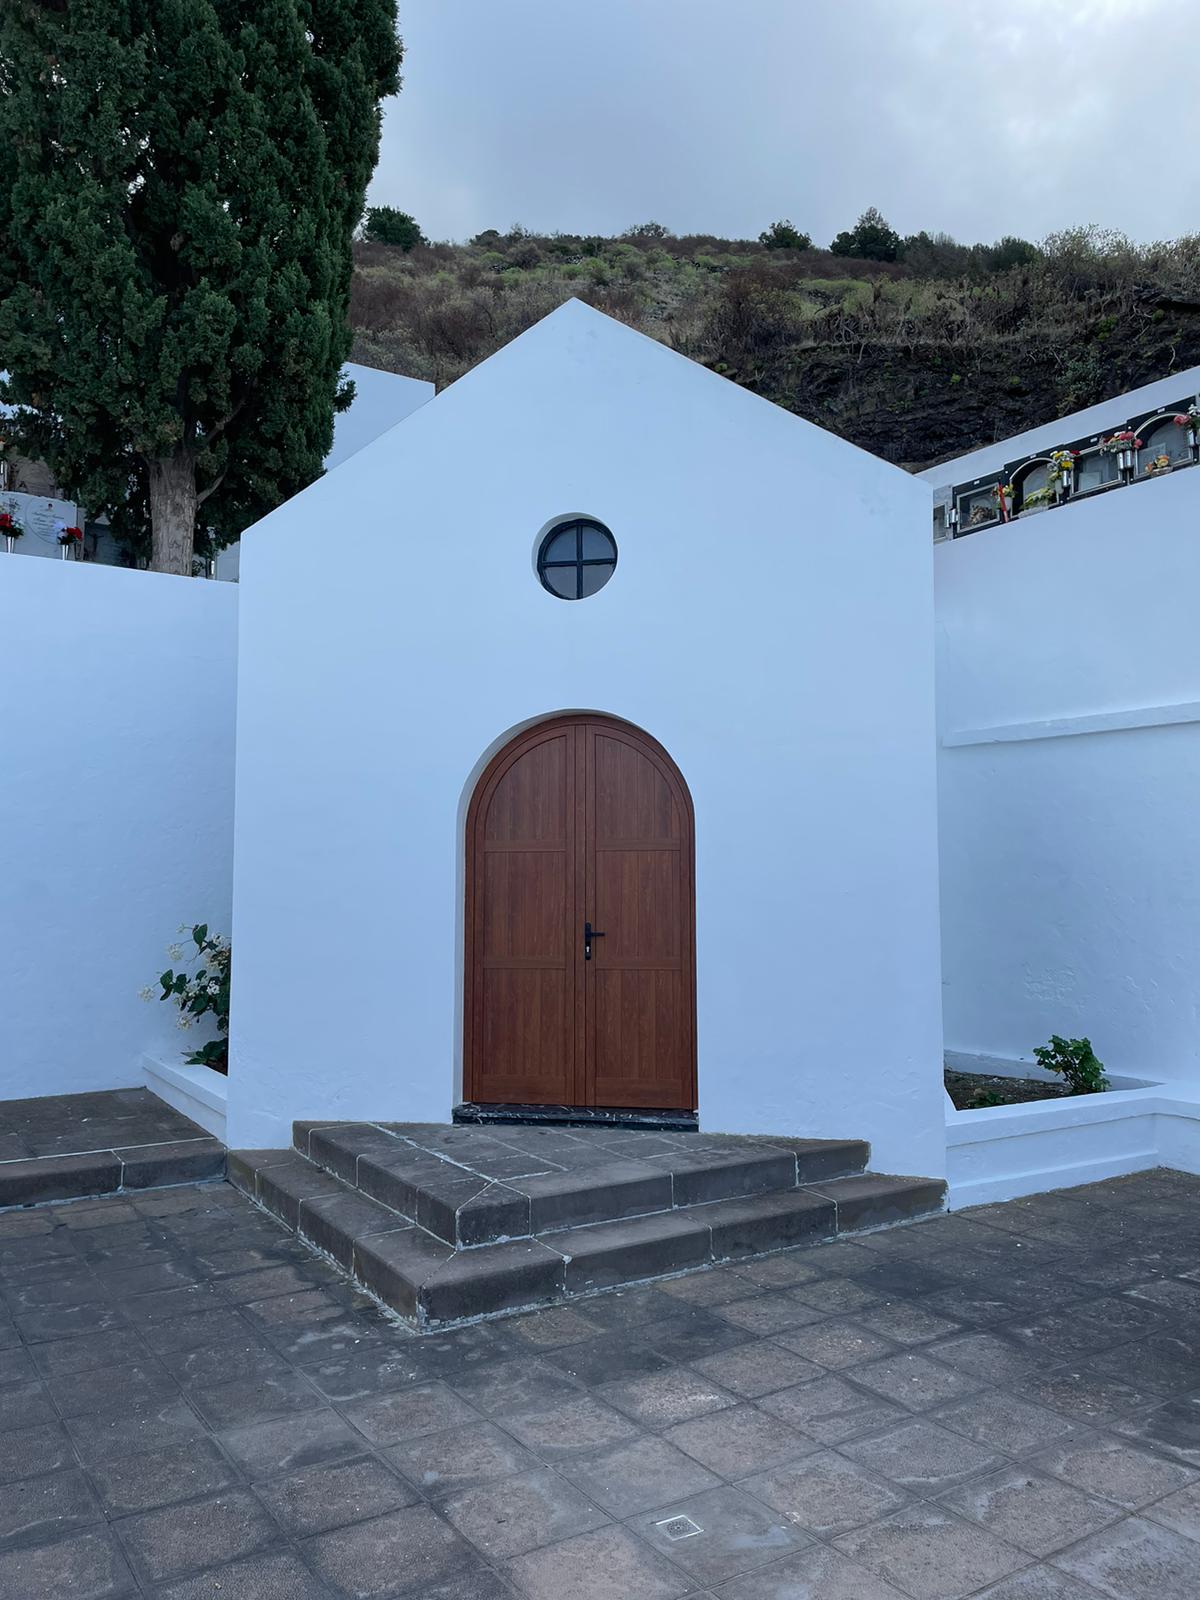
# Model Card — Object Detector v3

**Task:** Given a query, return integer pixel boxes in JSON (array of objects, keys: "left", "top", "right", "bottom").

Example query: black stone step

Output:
[
  {"left": 1, "top": 1138, "right": 225, "bottom": 1209},
  {"left": 229, "top": 1135, "right": 945, "bottom": 1330},
  {"left": 292, "top": 1120, "right": 870, "bottom": 1247}
]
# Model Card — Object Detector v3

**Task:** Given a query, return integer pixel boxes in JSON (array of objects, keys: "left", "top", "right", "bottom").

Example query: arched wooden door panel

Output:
[{"left": 465, "top": 716, "right": 696, "bottom": 1111}]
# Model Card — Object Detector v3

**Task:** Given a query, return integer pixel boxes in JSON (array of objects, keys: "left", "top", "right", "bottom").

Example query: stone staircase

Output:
[{"left": 230, "top": 1120, "right": 944, "bottom": 1328}]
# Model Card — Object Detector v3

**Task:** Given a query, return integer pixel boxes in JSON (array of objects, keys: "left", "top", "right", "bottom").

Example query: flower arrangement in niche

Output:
[
  {"left": 1144, "top": 452, "right": 1173, "bottom": 476},
  {"left": 1098, "top": 430, "right": 1142, "bottom": 455},
  {"left": 142, "top": 924, "right": 231, "bottom": 1074},
  {"left": 1174, "top": 405, "right": 1200, "bottom": 438},
  {"left": 0, "top": 510, "right": 23, "bottom": 549},
  {"left": 1021, "top": 486, "right": 1053, "bottom": 510},
  {"left": 58, "top": 525, "right": 83, "bottom": 548},
  {"left": 1047, "top": 448, "right": 1077, "bottom": 489}
]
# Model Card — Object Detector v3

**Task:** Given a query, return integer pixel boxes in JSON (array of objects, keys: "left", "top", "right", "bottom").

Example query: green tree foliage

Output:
[
  {"left": 830, "top": 206, "right": 902, "bottom": 262},
  {"left": 985, "top": 235, "right": 1041, "bottom": 272},
  {"left": 0, "top": 0, "right": 401, "bottom": 574},
  {"left": 363, "top": 206, "right": 425, "bottom": 249},
  {"left": 622, "top": 221, "right": 674, "bottom": 240},
  {"left": 758, "top": 219, "right": 812, "bottom": 251}
]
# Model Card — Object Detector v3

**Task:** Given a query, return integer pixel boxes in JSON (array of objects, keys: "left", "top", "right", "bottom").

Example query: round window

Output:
[{"left": 537, "top": 518, "right": 617, "bottom": 600}]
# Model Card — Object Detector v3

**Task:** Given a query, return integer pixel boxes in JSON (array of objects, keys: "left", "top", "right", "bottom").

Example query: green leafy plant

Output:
[
  {"left": 1032, "top": 1035, "right": 1109, "bottom": 1095},
  {"left": 142, "top": 924, "right": 231, "bottom": 1075}
]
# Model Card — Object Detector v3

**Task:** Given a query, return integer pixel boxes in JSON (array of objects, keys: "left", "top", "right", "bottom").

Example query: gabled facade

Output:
[{"left": 227, "top": 300, "right": 946, "bottom": 1173}]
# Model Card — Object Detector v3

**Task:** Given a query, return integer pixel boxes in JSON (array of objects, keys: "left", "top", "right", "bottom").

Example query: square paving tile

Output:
[
  {"left": 0, "top": 1526, "right": 134, "bottom": 1599},
  {"left": 740, "top": 1449, "right": 908, "bottom": 1537},
  {"left": 834, "top": 1503, "right": 1027, "bottom": 1600},
  {"left": 439, "top": 1466, "right": 609, "bottom": 1560},
  {"left": 505, "top": 1523, "right": 691, "bottom": 1599},
  {"left": 150, "top": 1548, "right": 333, "bottom": 1599},
  {"left": 707, "top": 1543, "right": 910, "bottom": 1597},
  {"left": 1051, "top": 1514, "right": 1200, "bottom": 1598},
  {"left": 1143, "top": 1478, "right": 1200, "bottom": 1542},
  {"left": 839, "top": 1418, "right": 1003, "bottom": 1493},
  {"left": 970, "top": 1571, "right": 1112, "bottom": 1600},
  {"left": 849, "top": 1350, "right": 989, "bottom": 1412},
  {"left": 938, "top": 1464, "right": 1120, "bottom": 1556},
  {"left": 388, "top": 1419, "right": 539, "bottom": 1496},
  {"left": 502, "top": 1393, "right": 642, "bottom": 1460},
  {"left": 772, "top": 1320, "right": 900, "bottom": 1371},
  {"left": 117, "top": 1487, "right": 279, "bottom": 1585},
  {"left": 663, "top": 1403, "right": 816, "bottom": 1477},
  {"left": 598, "top": 1367, "right": 736, "bottom": 1430},
  {"left": 558, "top": 1434, "right": 721, "bottom": 1518},
  {"left": 1030, "top": 1429, "right": 1197, "bottom": 1508},
  {"left": 669, "top": 1340, "right": 825, "bottom": 1399},
  {"left": 630, "top": 1484, "right": 810, "bottom": 1586},
  {"left": 933, "top": 1391, "right": 1080, "bottom": 1456},
  {"left": 0, "top": 1465, "right": 101, "bottom": 1550},
  {"left": 255, "top": 1453, "right": 418, "bottom": 1537},
  {"left": 303, "top": 1503, "right": 482, "bottom": 1596},
  {"left": 1111, "top": 1396, "right": 1200, "bottom": 1466},
  {"left": 87, "top": 1436, "right": 240, "bottom": 1516},
  {"left": 217, "top": 1407, "right": 366, "bottom": 1479},
  {"left": 343, "top": 1381, "right": 482, "bottom": 1445},
  {"left": 756, "top": 1376, "right": 908, "bottom": 1445},
  {"left": 854, "top": 1301, "right": 963, "bottom": 1347}
]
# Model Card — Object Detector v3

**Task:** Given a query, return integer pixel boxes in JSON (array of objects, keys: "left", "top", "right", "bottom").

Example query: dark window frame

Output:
[{"left": 537, "top": 517, "right": 618, "bottom": 601}]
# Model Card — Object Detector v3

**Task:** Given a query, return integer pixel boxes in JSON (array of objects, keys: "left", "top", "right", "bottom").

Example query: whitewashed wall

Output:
[
  {"left": 936, "top": 468, "right": 1200, "bottom": 1090},
  {"left": 0, "top": 558, "right": 237, "bottom": 1098},
  {"left": 230, "top": 301, "right": 946, "bottom": 1172}
]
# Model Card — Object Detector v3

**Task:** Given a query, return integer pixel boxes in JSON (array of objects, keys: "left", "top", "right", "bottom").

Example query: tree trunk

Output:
[{"left": 147, "top": 450, "right": 197, "bottom": 575}]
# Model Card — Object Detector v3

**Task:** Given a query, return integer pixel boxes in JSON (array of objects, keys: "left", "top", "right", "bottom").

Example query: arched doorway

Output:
[{"left": 463, "top": 714, "right": 697, "bottom": 1112}]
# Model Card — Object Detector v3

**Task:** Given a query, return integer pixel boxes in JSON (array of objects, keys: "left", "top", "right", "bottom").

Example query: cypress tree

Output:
[{"left": 0, "top": 0, "right": 401, "bottom": 573}]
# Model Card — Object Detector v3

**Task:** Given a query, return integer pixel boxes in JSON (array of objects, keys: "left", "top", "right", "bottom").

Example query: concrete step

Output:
[
  {"left": 230, "top": 1134, "right": 945, "bottom": 1329},
  {"left": 291, "top": 1119, "right": 870, "bottom": 1247}
]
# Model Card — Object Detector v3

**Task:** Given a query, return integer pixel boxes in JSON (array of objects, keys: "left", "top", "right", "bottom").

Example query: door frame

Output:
[{"left": 462, "top": 712, "right": 697, "bottom": 1111}]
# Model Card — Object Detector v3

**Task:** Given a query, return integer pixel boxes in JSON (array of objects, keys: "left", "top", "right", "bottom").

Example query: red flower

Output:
[{"left": 0, "top": 514, "right": 11, "bottom": 530}]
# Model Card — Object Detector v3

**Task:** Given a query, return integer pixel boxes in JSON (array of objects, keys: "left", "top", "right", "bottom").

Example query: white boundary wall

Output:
[
  {"left": 935, "top": 454, "right": 1200, "bottom": 1196},
  {"left": 0, "top": 559, "right": 238, "bottom": 1099}
]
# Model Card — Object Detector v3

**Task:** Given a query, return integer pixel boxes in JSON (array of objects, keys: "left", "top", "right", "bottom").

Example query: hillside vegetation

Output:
[{"left": 350, "top": 223, "right": 1200, "bottom": 472}]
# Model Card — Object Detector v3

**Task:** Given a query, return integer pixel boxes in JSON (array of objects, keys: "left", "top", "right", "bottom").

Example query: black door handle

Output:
[{"left": 584, "top": 921, "right": 605, "bottom": 960}]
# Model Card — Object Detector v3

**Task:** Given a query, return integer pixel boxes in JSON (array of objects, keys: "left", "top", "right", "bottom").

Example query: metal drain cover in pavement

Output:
[{"left": 655, "top": 1516, "right": 703, "bottom": 1541}]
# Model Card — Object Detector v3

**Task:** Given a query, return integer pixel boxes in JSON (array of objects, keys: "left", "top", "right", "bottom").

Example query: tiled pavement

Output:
[{"left": 0, "top": 1171, "right": 1198, "bottom": 1598}]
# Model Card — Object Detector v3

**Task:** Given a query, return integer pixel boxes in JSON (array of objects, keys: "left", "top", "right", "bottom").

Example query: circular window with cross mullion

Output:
[{"left": 537, "top": 517, "right": 618, "bottom": 600}]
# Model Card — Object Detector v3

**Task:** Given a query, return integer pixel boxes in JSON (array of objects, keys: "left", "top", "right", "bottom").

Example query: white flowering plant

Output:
[{"left": 142, "top": 923, "right": 230, "bottom": 1074}]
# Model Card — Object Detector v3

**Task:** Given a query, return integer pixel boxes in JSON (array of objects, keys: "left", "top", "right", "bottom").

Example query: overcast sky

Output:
[{"left": 370, "top": 0, "right": 1197, "bottom": 247}]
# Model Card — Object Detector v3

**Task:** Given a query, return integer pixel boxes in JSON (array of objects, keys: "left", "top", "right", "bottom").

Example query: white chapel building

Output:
[{"left": 226, "top": 300, "right": 947, "bottom": 1174}]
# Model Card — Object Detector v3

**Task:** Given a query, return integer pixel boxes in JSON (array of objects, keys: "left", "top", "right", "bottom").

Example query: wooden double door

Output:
[{"left": 464, "top": 716, "right": 696, "bottom": 1111}]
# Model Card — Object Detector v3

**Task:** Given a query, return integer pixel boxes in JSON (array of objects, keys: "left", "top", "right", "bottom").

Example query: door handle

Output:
[{"left": 584, "top": 921, "right": 605, "bottom": 961}]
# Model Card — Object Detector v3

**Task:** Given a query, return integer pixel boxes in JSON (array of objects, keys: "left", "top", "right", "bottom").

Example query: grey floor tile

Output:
[
  {"left": 691, "top": 1341, "right": 824, "bottom": 1398},
  {"left": 255, "top": 1454, "right": 418, "bottom": 1537},
  {"left": 1051, "top": 1514, "right": 1200, "bottom": 1598},
  {"left": 543, "top": 1331, "right": 673, "bottom": 1388},
  {"left": 218, "top": 1408, "right": 366, "bottom": 1480},
  {"left": 188, "top": 1368, "right": 323, "bottom": 1430},
  {"left": 0, "top": 1466, "right": 101, "bottom": 1550},
  {"left": 343, "top": 1381, "right": 482, "bottom": 1446},
  {"left": 1017, "top": 1364, "right": 1161, "bottom": 1426},
  {"left": 757, "top": 1376, "right": 907, "bottom": 1445},
  {"left": 849, "top": 1350, "right": 989, "bottom": 1412},
  {"left": 598, "top": 1367, "right": 737, "bottom": 1430},
  {"left": 663, "top": 1404, "right": 816, "bottom": 1478},
  {"left": 0, "top": 1381, "right": 56, "bottom": 1435},
  {"left": 388, "top": 1420, "right": 539, "bottom": 1496},
  {"left": 937, "top": 1465, "right": 1119, "bottom": 1556},
  {"left": 1111, "top": 1396, "right": 1200, "bottom": 1466},
  {"left": 65, "top": 1397, "right": 209, "bottom": 1467},
  {"left": 115, "top": 1488, "right": 279, "bottom": 1585},
  {"left": 439, "top": 1467, "right": 609, "bottom": 1560},
  {"left": 505, "top": 1523, "right": 691, "bottom": 1599},
  {"left": 502, "top": 1394, "right": 642, "bottom": 1461},
  {"left": 834, "top": 1503, "right": 1027, "bottom": 1600},
  {"left": 1030, "top": 1429, "right": 1198, "bottom": 1509},
  {"left": 740, "top": 1449, "right": 908, "bottom": 1538},
  {"left": 630, "top": 1484, "right": 810, "bottom": 1586},
  {"left": 559, "top": 1435, "right": 721, "bottom": 1518},
  {"left": 150, "top": 1548, "right": 335, "bottom": 1599},
  {"left": 932, "top": 1390, "right": 1081, "bottom": 1456},
  {"left": 87, "top": 1437, "right": 240, "bottom": 1517},
  {"left": 29, "top": 1329, "right": 150, "bottom": 1378},
  {"left": 302, "top": 1504, "right": 482, "bottom": 1597},
  {"left": 971, "top": 1568, "right": 1116, "bottom": 1599},
  {"left": 772, "top": 1320, "right": 899, "bottom": 1371},
  {"left": 507, "top": 1307, "right": 605, "bottom": 1349},
  {"left": 710, "top": 1545, "right": 909, "bottom": 1596},
  {"left": 0, "top": 1421, "right": 77, "bottom": 1485},
  {"left": 0, "top": 1526, "right": 135, "bottom": 1599},
  {"left": 449, "top": 1357, "right": 584, "bottom": 1419},
  {"left": 839, "top": 1418, "right": 1003, "bottom": 1493},
  {"left": 1143, "top": 1478, "right": 1200, "bottom": 1542},
  {"left": 713, "top": 1294, "right": 825, "bottom": 1337},
  {"left": 854, "top": 1300, "right": 963, "bottom": 1347}
]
